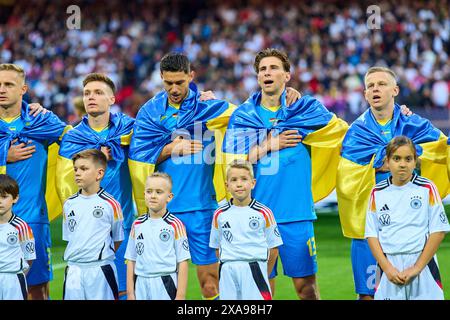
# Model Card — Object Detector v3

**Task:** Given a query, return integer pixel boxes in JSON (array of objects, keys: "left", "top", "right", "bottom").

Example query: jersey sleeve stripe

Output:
[
  {"left": 10, "top": 216, "right": 33, "bottom": 242},
  {"left": 164, "top": 214, "right": 187, "bottom": 239},
  {"left": 252, "top": 201, "right": 276, "bottom": 227},
  {"left": 213, "top": 202, "right": 231, "bottom": 229},
  {"left": 99, "top": 192, "right": 123, "bottom": 221}
]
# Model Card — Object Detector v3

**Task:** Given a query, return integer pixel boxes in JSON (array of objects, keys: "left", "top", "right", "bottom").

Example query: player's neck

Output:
[
  {"left": 0, "top": 102, "right": 21, "bottom": 119},
  {"left": 88, "top": 112, "right": 110, "bottom": 130},
  {"left": 261, "top": 91, "right": 282, "bottom": 109},
  {"left": 149, "top": 208, "right": 167, "bottom": 219},
  {"left": 232, "top": 196, "right": 252, "bottom": 207},
  {"left": 0, "top": 210, "right": 13, "bottom": 224},
  {"left": 371, "top": 102, "right": 394, "bottom": 122},
  {"left": 391, "top": 175, "right": 411, "bottom": 187},
  {"left": 80, "top": 184, "right": 101, "bottom": 196}
]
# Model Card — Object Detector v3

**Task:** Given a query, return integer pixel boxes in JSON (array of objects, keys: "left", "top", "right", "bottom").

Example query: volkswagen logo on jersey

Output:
[
  {"left": 249, "top": 217, "right": 260, "bottom": 230},
  {"left": 7, "top": 232, "right": 18, "bottom": 245},
  {"left": 223, "top": 230, "right": 233, "bottom": 243},
  {"left": 160, "top": 230, "right": 171, "bottom": 242},
  {"left": 136, "top": 242, "right": 144, "bottom": 255},
  {"left": 410, "top": 197, "right": 422, "bottom": 209},
  {"left": 182, "top": 239, "right": 189, "bottom": 251},
  {"left": 93, "top": 206, "right": 104, "bottom": 218},
  {"left": 25, "top": 242, "right": 35, "bottom": 254},
  {"left": 440, "top": 211, "right": 448, "bottom": 224},
  {"left": 68, "top": 219, "right": 77, "bottom": 232},
  {"left": 379, "top": 213, "right": 391, "bottom": 226}
]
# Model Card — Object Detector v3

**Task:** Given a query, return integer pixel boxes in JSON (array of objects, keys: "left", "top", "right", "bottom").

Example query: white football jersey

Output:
[
  {"left": 125, "top": 211, "right": 190, "bottom": 277},
  {"left": 365, "top": 174, "right": 450, "bottom": 254},
  {"left": 209, "top": 199, "right": 283, "bottom": 262},
  {"left": 62, "top": 188, "right": 124, "bottom": 264},
  {"left": 0, "top": 214, "right": 36, "bottom": 273}
]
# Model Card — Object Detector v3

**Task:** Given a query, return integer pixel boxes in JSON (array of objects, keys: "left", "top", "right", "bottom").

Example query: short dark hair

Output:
[
  {"left": 254, "top": 48, "right": 291, "bottom": 73},
  {"left": 386, "top": 136, "right": 417, "bottom": 160},
  {"left": 72, "top": 149, "right": 107, "bottom": 170},
  {"left": 160, "top": 52, "right": 191, "bottom": 74},
  {"left": 82, "top": 73, "right": 116, "bottom": 93},
  {"left": 0, "top": 174, "right": 19, "bottom": 199}
]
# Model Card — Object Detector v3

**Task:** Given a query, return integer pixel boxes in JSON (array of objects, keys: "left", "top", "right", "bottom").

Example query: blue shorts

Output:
[
  {"left": 27, "top": 223, "right": 53, "bottom": 286},
  {"left": 173, "top": 210, "right": 218, "bottom": 266},
  {"left": 351, "top": 239, "right": 377, "bottom": 296},
  {"left": 115, "top": 227, "right": 130, "bottom": 294},
  {"left": 269, "top": 221, "right": 318, "bottom": 279}
]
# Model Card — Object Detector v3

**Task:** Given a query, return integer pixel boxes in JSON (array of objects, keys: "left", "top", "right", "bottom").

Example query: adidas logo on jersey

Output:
[
  {"left": 68, "top": 210, "right": 75, "bottom": 217},
  {"left": 380, "top": 204, "right": 390, "bottom": 212},
  {"left": 137, "top": 233, "right": 144, "bottom": 240},
  {"left": 222, "top": 222, "right": 231, "bottom": 229}
]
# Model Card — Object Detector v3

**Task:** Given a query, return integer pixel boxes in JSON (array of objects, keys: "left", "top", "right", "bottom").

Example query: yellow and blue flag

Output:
[
  {"left": 56, "top": 112, "right": 135, "bottom": 225},
  {"left": 129, "top": 87, "right": 235, "bottom": 215},
  {"left": 337, "top": 104, "right": 448, "bottom": 239},
  {"left": 223, "top": 91, "right": 348, "bottom": 218}
]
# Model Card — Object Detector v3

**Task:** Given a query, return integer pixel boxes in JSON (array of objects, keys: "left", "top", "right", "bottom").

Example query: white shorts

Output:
[
  {"left": 0, "top": 273, "right": 27, "bottom": 300},
  {"left": 375, "top": 252, "right": 444, "bottom": 300},
  {"left": 135, "top": 273, "right": 178, "bottom": 300},
  {"left": 63, "top": 262, "right": 119, "bottom": 300},
  {"left": 219, "top": 260, "right": 272, "bottom": 300}
]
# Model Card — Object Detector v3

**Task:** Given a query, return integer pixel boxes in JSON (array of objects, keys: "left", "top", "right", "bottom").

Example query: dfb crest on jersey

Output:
[
  {"left": 160, "top": 230, "right": 171, "bottom": 242},
  {"left": 249, "top": 216, "right": 260, "bottom": 230},
  {"left": 93, "top": 206, "right": 104, "bottom": 218},
  {"left": 25, "top": 242, "right": 35, "bottom": 254},
  {"left": 136, "top": 242, "right": 144, "bottom": 255},
  {"left": 182, "top": 239, "right": 189, "bottom": 251},
  {"left": 439, "top": 211, "right": 448, "bottom": 224},
  {"left": 410, "top": 196, "right": 422, "bottom": 209},
  {"left": 68, "top": 219, "right": 77, "bottom": 232},
  {"left": 379, "top": 213, "right": 391, "bottom": 226},
  {"left": 7, "top": 232, "right": 18, "bottom": 245},
  {"left": 223, "top": 230, "right": 233, "bottom": 243}
]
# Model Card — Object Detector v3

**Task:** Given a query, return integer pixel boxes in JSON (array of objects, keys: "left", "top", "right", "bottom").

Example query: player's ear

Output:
[
  {"left": 167, "top": 192, "right": 174, "bottom": 203},
  {"left": 13, "top": 195, "right": 19, "bottom": 204},
  {"left": 97, "top": 168, "right": 105, "bottom": 181}
]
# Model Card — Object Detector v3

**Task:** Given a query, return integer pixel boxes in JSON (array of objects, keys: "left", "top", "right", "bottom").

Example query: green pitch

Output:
[{"left": 48, "top": 209, "right": 450, "bottom": 300}]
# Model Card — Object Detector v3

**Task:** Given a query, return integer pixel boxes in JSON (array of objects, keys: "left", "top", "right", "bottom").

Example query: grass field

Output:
[{"left": 48, "top": 209, "right": 450, "bottom": 300}]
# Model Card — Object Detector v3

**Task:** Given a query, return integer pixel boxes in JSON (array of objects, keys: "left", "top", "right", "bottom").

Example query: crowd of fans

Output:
[{"left": 1, "top": 0, "right": 449, "bottom": 126}]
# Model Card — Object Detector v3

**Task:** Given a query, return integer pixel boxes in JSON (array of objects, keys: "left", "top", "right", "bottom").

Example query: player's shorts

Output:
[
  {"left": 135, "top": 272, "right": 178, "bottom": 300},
  {"left": 63, "top": 261, "right": 119, "bottom": 300},
  {"left": 26, "top": 223, "right": 53, "bottom": 286},
  {"left": 219, "top": 260, "right": 272, "bottom": 300},
  {"left": 374, "top": 252, "right": 444, "bottom": 300},
  {"left": 269, "top": 220, "right": 317, "bottom": 279},
  {"left": 0, "top": 273, "right": 27, "bottom": 300},
  {"left": 115, "top": 227, "right": 130, "bottom": 296},
  {"left": 173, "top": 210, "right": 218, "bottom": 265},
  {"left": 351, "top": 239, "right": 377, "bottom": 296}
]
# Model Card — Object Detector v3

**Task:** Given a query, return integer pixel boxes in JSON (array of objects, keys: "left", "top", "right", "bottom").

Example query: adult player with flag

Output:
[
  {"left": 56, "top": 73, "right": 135, "bottom": 299},
  {"left": 128, "top": 52, "right": 237, "bottom": 300},
  {"left": 337, "top": 66, "right": 449, "bottom": 300},
  {"left": 223, "top": 48, "right": 348, "bottom": 300},
  {"left": 0, "top": 63, "right": 68, "bottom": 299}
]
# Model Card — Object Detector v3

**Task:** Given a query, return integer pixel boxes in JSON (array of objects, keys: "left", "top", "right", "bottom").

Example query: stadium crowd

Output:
[{"left": 0, "top": 0, "right": 449, "bottom": 124}]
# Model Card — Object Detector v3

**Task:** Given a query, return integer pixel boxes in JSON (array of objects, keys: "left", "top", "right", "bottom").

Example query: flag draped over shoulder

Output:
[
  {"left": 56, "top": 112, "right": 135, "bottom": 216},
  {"left": 223, "top": 91, "right": 348, "bottom": 202},
  {"left": 0, "top": 101, "right": 68, "bottom": 222},
  {"left": 0, "top": 102, "right": 66, "bottom": 169},
  {"left": 128, "top": 88, "right": 232, "bottom": 215},
  {"left": 337, "top": 104, "right": 448, "bottom": 239}
]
